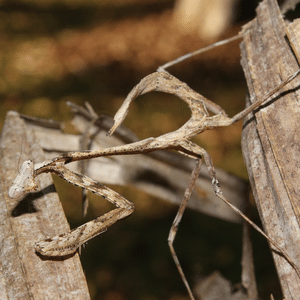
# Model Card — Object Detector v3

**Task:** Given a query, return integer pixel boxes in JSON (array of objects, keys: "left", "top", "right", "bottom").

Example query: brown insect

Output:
[{"left": 9, "top": 35, "right": 300, "bottom": 300}]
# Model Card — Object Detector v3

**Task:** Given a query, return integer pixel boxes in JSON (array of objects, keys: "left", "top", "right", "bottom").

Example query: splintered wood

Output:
[
  {"left": 241, "top": 0, "right": 300, "bottom": 297},
  {"left": 0, "top": 111, "right": 91, "bottom": 300}
]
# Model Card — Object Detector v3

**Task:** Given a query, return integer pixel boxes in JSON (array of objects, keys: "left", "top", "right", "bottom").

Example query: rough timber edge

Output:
[{"left": 0, "top": 111, "right": 90, "bottom": 300}]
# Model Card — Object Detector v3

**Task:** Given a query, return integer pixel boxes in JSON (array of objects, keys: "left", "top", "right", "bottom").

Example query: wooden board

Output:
[
  {"left": 0, "top": 111, "right": 90, "bottom": 300},
  {"left": 241, "top": 0, "right": 300, "bottom": 297}
]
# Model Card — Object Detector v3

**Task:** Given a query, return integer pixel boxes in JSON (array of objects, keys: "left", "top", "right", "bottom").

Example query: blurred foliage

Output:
[{"left": 0, "top": 0, "right": 282, "bottom": 299}]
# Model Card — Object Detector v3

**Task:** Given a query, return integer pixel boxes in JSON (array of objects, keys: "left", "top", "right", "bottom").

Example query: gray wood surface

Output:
[
  {"left": 241, "top": 0, "right": 300, "bottom": 297},
  {"left": 0, "top": 111, "right": 90, "bottom": 300}
]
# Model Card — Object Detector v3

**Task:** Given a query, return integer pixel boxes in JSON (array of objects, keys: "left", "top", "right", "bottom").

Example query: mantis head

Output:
[{"left": 9, "top": 160, "right": 38, "bottom": 199}]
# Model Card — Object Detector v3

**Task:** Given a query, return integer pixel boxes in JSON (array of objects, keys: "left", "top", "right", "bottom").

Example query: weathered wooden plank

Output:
[
  {"left": 241, "top": 0, "right": 300, "bottom": 297},
  {"left": 0, "top": 111, "right": 90, "bottom": 300}
]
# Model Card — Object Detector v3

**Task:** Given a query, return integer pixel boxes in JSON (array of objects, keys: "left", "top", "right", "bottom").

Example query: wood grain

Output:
[
  {"left": 0, "top": 111, "right": 90, "bottom": 300},
  {"left": 241, "top": 0, "right": 300, "bottom": 297}
]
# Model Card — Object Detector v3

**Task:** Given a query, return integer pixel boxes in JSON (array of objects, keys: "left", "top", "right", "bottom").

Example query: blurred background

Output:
[{"left": 0, "top": 0, "right": 285, "bottom": 299}]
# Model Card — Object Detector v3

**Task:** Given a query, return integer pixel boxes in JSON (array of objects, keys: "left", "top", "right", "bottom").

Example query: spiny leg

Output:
[
  {"left": 35, "top": 165, "right": 134, "bottom": 256},
  {"left": 157, "top": 32, "right": 300, "bottom": 122},
  {"left": 8, "top": 140, "right": 161, "bottom": 200},
  {"left": 178, "top": 139, "right": 300, "bottom": 278},
  {"left": 107, "top": 71, "right": 227, "bottom": 136},
  {"left": 32, "top": 137, "right": 158, "bottom": 174},
  {"left": 107, "top": 68, "right": 300, "bottom": 143},
  {"left": 9, "top": 137, "right": 170, "bottom": 256},
  {"left": 168, "top": 158, "right": 202, "bottom": 300}
]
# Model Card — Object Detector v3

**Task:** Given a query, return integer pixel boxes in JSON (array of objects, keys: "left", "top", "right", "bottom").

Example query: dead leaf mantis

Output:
[{"left": 8, "top": 34, "right": 300, "bottom": 300}]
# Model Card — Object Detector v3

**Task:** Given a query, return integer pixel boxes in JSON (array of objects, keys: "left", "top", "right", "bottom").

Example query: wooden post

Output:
[
  {"left": 241, "top": 0, "right": 300, "bottom": 297},
  {"left": 0, "top": 111, "right": 91, "bottom": 300}
]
